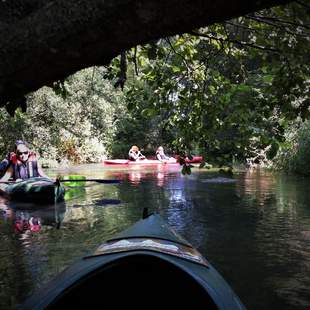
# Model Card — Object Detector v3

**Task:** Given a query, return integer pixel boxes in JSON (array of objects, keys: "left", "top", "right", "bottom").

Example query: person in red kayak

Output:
[
  {"left": 155, "top": 146, "right": 176, "bottom": 163},
  {"left": 0, "top": 140, "right": 50, "bottom": 182},
  {"left": 128, "top": 145, "right": 146, "bottom": 161}
]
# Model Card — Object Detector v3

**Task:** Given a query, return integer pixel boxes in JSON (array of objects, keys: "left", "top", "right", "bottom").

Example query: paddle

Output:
[
  {"left": 58, "top": 179, "right": 120, "bottom": 184},
  {"left": 0, "top": 179, "right": 120, "bottom": 184},
  {"left": 0, "top": 181, "right": 19, "bottom": 184}
]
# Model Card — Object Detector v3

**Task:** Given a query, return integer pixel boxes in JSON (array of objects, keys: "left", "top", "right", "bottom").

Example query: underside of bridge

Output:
[{"left": 0, "top": 0, "right": 291, "bottom": 113}]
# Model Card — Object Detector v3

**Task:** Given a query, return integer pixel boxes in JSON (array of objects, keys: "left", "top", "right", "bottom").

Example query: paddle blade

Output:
[
  {"left": 58, "top": 176, "right": 120, "bottom": 185},
  {"left": 60, "top": 175, "right": 86, "bottom": 187}
]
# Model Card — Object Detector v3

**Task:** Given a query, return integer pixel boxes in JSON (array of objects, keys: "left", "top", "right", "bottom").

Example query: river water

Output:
[{"left": 0, "top": 163, "right": 309, "bottom": 309}]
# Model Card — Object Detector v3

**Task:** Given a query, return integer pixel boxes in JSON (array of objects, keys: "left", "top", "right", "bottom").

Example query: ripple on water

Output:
[{"left": 0, "top": 167, "right": 310, "bottom": 310}]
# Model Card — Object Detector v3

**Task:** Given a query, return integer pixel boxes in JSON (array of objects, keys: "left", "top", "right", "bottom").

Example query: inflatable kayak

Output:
[
  {"left": 103, "top": 156, "right": 203, "bottom": 165},
  {"left": 21, "top": 213, "right": 245, "bottom": 309},
  {"left": 0, "top": 177, "right": 65, "bottom": 204}
]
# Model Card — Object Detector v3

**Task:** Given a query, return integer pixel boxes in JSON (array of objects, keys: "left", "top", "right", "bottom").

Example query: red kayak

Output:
[
  {"left": 174, "top": 155, "right": 203, "bottom": 164},
  {"left": 103, "top": 156, "right": 203, "bottom": 166},
  {"left": 103, "top": 159, "right": 178, "bottom": 166}
]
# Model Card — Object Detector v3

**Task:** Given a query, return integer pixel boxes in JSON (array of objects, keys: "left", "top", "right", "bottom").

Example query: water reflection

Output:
[
  {"left": 128, "top": 171, "right": 142, "bottom": 185},
  {"left": 0, "top": 201, "right": 67, "bottom": 234},
  {"left": 236, "top": 169, "right": 276, "bottom": 207},
  {"left": 64, "top": 186, "right": 86, "bottom": 201},
  {"left": 0, "top": 166, "right": 310, "bottom": 310},
  {"left": 0, "top": 199, "right": 67, "bottom": 308},
  {"left": 234, "top": 170, "right": 310, "bottom": 309},
  {"left": 14, "top": 212, "right": 41, "bottom": 233},
  {"left": 101, "top": 164, "right": 181, "bottom": 187}
]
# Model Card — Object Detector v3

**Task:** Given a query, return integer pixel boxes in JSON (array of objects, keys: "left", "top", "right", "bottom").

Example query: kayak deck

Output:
[
  {"left": 47, "top": 254, "right": 217, "bottom": 308},
  {"left": 21, "top": 214, "right": 245, "bottom": 309}
]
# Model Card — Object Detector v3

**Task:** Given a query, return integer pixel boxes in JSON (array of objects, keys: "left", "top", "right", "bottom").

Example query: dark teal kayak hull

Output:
[
  {"left": 20, "top": 214, "right": 246, "bottom": 309},
  {"left": 0, "top": 177, "right": 65, "bottom": 204}
]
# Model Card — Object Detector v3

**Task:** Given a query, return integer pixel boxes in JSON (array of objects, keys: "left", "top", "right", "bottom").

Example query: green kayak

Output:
[
  {"left": 0, "top": 177, "right": 65, "bottom": 204},
  {"left": 21, "top": 213, "right": 246, "bottom": 309}
]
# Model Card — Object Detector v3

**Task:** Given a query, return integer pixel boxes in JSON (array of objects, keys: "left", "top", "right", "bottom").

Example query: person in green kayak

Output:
[
  {"left": 128, "top": 145, "right": 146, "bottom": 161},
  {"left": 0, "top": 140, "right": 50, "bottom": 182}
]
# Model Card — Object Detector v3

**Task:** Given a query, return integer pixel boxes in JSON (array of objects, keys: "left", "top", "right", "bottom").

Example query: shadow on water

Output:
[
  {"left": 72, "top": 199, "right": 122, "bottom": 208},
  {"left": 0, "top": 165, "right": 310, "bottom": 310}
]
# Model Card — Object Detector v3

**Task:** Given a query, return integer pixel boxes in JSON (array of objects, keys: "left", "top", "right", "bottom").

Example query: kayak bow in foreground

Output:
[{"left": 21, "top": 214, "right": 246, "bottom": 309}]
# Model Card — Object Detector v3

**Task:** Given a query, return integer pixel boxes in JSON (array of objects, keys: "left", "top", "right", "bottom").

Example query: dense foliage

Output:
[
  {"left": 274, "top": 119, "right": 310, "bottom": 175},
  {"left": 1, "top": 2, "right": 309, "bottom": 173},
  {"left": 107, "top": 1, "right": 310, "bottom": 166},
  {"left": 0, "top": 68, "right": 125, "bottom": 165}
]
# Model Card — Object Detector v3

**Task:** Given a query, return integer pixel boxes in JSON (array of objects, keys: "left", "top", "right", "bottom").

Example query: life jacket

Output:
[
  {"left": 129, "top": 150, "right": 143, "bottom": 161},
  {"left": 156, "top": 152, "right": 169, "bottom": 160},
  {"left": 128, "top": 150, "right": 135, "bottom": 161},
  {"left": 11, "top": 152, "right": 39, "bottom": 180}
]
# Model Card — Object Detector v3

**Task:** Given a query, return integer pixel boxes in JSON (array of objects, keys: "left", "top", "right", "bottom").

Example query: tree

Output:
[
  {"left": 0, "top": 67, "right": 125, "bottom": 163},
  {"left": 109, "top": 2, "right": 310, "bottom": 165},
  {"left": 0, "top": 0, "right": 291, "bottom": 114}
]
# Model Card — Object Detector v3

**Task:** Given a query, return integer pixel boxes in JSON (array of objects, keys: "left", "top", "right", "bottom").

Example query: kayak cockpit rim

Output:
[{"left": 84, "top": 237, "right": 209, "bottom": 268}]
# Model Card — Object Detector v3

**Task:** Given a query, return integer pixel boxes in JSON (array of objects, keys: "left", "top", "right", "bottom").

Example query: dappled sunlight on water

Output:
[{"left": 0, "top": 164, "right": 309, "bottom": 309}]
